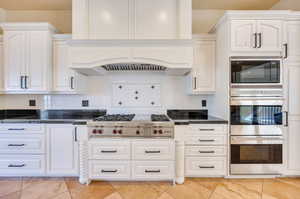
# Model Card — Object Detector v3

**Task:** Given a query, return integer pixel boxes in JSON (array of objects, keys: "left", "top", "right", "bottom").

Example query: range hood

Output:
[{"left": 68, "top": 40, "right": 194, "bottom": 76}]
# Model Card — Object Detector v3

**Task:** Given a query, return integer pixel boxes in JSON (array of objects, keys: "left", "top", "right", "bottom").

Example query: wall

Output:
[
  {"left": 5, "top": 10, "right": 72, "bottom": 33},
  {"left": 271, "top": 0, "right": 300, "bottom": 10},
  {"left": 0, "top": 8, "right": 6, "bottom": 22},
  {"left": 192, "top": 10, "right": 225, "bottom": 34}
]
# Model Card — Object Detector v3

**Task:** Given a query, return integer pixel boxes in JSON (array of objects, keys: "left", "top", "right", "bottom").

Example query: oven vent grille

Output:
[{"left": 101, "top": 63, "right": 167, "bottom": 71}]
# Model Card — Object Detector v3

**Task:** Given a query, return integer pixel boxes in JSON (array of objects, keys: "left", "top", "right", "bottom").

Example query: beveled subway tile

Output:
[
  {"left": 66, "top": 180, "right": 115, "bottom": 199},
  {"left": 210, "top": 179, "right": 263, "bottom": 199},
  {"left": 262, "top": 179, "right": 300, "bottom": 199},
  {"left": 0, "top": 178, "right": 22, "bottom": 198},
  {"left": 21, "top": 179, "right": 68, "bottom": 199},
  {"left": 111, "top": 182, "right": 161, "bottom": 199}
]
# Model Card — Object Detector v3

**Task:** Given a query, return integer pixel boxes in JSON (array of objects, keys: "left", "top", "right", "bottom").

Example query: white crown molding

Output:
[
  {"left": 192, "top": 34, "right": 216, "bottom": 41},
  {"left": 53, "top": 34, "right": 72, "bottom": 41},
  {"left": 0, "top": 22, "right": 57, "bottom": 32}
]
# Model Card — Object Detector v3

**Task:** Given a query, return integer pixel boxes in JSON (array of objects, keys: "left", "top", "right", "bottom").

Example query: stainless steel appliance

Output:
[
  {"left": 230, "top": 96, "right": 286, "bottom": 175},
  {"left": 231, "top": 58, "right": 282, "bottom": 86},
  {"left": 87, "top": 114, "right": 174, "bottom": 138}
]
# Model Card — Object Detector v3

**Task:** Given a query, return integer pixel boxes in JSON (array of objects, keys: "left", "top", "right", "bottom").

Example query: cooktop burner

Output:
[
  {"left": 94, "top": 114, "right": 135, "bottom": 121},
  {"left": 151, "top": 114, "right": 170, "bottom": 122}
]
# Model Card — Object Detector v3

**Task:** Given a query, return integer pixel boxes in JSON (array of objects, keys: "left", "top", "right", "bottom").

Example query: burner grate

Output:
[
  {"left": 151, "top": 114, "right": 170, "bottom": 122},
  {"left": 94, "top": 114, "right": 135, "bottom": 122}
]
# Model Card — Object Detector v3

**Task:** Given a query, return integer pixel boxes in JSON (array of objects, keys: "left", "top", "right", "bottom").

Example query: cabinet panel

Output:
[
  {"left": 286, "top": 21, "right": 300, "bottom": 63},
  {"left": 0, "top": 40, "right": 3, "bottom": 91},
  {"left": 47, "top": 125, "right": 78, "bottom": 176},
  {"left": 287, "top": 120, "right": 300, "bottom": 172},
  {"left": 135, "top": 0, "right": 177, "bottom": 39},
  {"left": 231, "top": 20, "right": 256, "bottom": 51},
  {"left": 257, "top": 20, "right": 282, "bottom": 52},
  {"left": 287, "top": 65, "right": 300, "bottom": 115},
  {"left": 4, "top": 31, "right": 26, "bottom": 91},
  {"left": 89, "top": 0, "right": 130, "bottom": 39}
]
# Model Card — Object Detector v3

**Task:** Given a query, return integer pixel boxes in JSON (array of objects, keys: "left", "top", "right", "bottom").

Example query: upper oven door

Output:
[{"left": 231, "top": 59, "right": 282, "bottom": 86}]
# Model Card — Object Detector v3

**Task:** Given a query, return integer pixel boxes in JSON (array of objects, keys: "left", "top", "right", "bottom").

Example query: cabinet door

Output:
[
  {"left": 26, "top": 31, "right": 51, "bottom": 92},
  {"left": 257, "top": 20, "right": 282, "bottom": 52},
  {"left": 89, "top": 0, "right": 130, "bottom": 39},
  {"left": 3, "top": 31, "right": 26, "bottom": 91},
  {"left": 134, "top": 0, "right": 177, "bottom": 39},
  {"left": 0, "top": 40, "right": 3, "bottom": 92},
  {"left": 193, "top": 40, "right": 215, "bottom": 93},
  {"left": 287, "top": 120, "right": 300, "bottom": 172},
  {"left": 285, "top": 21, "right": 300, "bottom": 63},
  {"left": 287, "top": 65, "right": 300, "bottom": 116},
  {"left": 231, "top": 20, "right": 256, "bottom": 52},
  {"left": 47, "top": 125, "right": 78, "bottom": 176}
]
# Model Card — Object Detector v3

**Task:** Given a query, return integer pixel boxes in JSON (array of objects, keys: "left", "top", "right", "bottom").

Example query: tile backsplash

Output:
[{"left": 0, "top": 73, "right": 213, "bottom": 113}]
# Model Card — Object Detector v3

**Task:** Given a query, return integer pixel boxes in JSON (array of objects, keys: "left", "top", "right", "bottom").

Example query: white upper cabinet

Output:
[
  {"left": 231, "top": 20, "right": 256, "bottom": 51},
  {"left": 230, "top": 19, "right": 283, "bottom": 53},
  {"left": 72, "top": 0, "right": 192, "bottom": 40},
  {"left": 285, "top": 21, "right": 300, "bottom": 63},
  {"left": 188, "top": 35, "right": 216, "bottom": 95},
  {"left": 134, "top": 0, "right": 177, "bottom": 39},
  {"left": 53, "top": 35, "right": 86, "bottom": 93},
  {"left": 0, "top": 36, "right": 4, "bottom": 92},
  {"left": 89, "top": 0, "right": 130, "bottom": 39},
  {"left": 1, "top": 23, "right": 56, "bottom": 93}
]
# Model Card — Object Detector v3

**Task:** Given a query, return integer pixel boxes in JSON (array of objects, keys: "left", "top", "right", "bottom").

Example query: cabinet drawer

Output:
[
  {"left": 187, "top": 125, "right": 227, "bottom": 135},
  {"left": 132, "top": 140, "right": 174, "bottom": 160},
  {"left": 185, "top": 146, "right": 226, "bottom": 157},
  {"left": 0, "top": 155, "right": 45, "bottom": 176},
  {"left": 88, "top": 140, "right": 130, "bottom": 160},
  {"left": 0, "top": 134, "right": 45, "bottom": 154},
  {"left": 132, "top": 161, "right": 174, "bottom": 180},
  {"left": 186, "top": 135, "right": 227, "bottom": 145},
  {"left": 0, "top": 124, "right": 44, "bottom": 134},
  {"left": 89, "top": 160, "right": 130, "bottom": 180},
  {"left": 185, "top": 157, "right": 226, "bottom": 176}
]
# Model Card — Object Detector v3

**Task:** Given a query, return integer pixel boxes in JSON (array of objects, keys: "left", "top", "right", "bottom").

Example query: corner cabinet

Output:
[
  {"left": 1, "top": 23, "right": 56, "bottom": 93},
  {"left": 187, "top": 35, "right": 216, "bottom": 95},
  {"left": 73, "top": 0, "right": 192, "bottom": 40},
  {"left": 230, "top": 20, "right": 283, "bottom": 54},
  {"left": 46, "top": 124, "right": 79, "bottom": 176},
  {"left": 53, "top": 35, "right": 86, "bottom": 94}
]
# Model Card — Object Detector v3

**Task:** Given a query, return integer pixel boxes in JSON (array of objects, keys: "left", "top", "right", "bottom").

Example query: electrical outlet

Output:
[
  {"left": 201, "top": 100, "right": 207, "bottom": 108},
  {"left": 82, "top": 100, "right": 89, "bottom": 107},
  {"left": 29, "top": 100, "right": 36, "bottom": 107}
]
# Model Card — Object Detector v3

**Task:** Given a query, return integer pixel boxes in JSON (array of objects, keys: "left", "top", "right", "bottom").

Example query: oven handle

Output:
[
  {"left": 231, "top": 136, "right": 283, "bottom": 145},
  {"left": 284, "top": 111, "right": 289, "bottom": 127}
]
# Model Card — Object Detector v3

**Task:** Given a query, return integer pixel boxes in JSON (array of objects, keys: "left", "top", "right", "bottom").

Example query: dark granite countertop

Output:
[
  {"left": 0, "top": 119, "right": 88, "bottom": 125},
  {"left": 172, "top": 116, "right": 228, "bottom": 125}
]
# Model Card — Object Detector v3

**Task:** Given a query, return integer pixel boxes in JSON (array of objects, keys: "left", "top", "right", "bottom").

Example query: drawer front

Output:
[
  {"left": 185, "top": 146, "right": 226, "bottom": 157},
  {"left": 0, "top": 124, "right": 43, "bottom": 133},
  {"left": 0, "top": 155, "right": 45, "bottom": 176},
  {"left": 0, "top": 135, "right": 45, "bottom": 154},
  {"left": 89, "top": 140, "right": 130, "bottom": 160},
  {"left": 132, "top": 140, "right": 174, "bottom": 160},
  {"left": 185, "top": 157, "right": 226, "bottom": 176},
  {"left": 132, "top": 161, "right": 174, "bottom": 180},
  {"left": 89, "top": 160, "right": 130, "bottom": 180},
  {"left": 187, "top": 125, "right": 227, "bottom": 135},
  {"left": 186, "top": 135, "right": 227, "bottom": 145}
]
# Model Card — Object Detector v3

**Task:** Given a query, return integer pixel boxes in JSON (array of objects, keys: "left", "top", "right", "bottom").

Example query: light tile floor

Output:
[{"left": 0, "top": 177, "right": 299, "bottom": 199}]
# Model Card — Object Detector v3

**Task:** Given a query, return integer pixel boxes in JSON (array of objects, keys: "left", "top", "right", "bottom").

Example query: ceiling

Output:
[{"left": 0, "top": 0, "right": 280, "bottom": 10}]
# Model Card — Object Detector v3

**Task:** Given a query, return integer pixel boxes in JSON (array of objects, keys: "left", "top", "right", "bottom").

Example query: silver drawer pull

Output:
[
  {"left": 199, "top": 151, "right": 215, "bottom": 154},
  {"left": 101, "top": 169, "right": 118, "bottom": 173},
  {"left": 199, "top": 166, "right": 215, "bottom": 169},
  {"left": 199, "top": 139, "right": 215, "bottom": 142},
  {"left": 199, "top": 129, "right": 215, "bottom": 131},
  {"left": 145, "top": 169, "right": 161, "bottom": 173},
  {"left": 145, "top": 150, "right": 161, "bottom": 154},
  {"left": 8, "top": 128, "right": 25, "bottom": 131},
  {"left": 8, "top": 144, "right": 26, "bottom": 147},
  {"left": 8, "top": 164, "right": 26, "bottom": 168},
  {"left": 101, "top": 150, "right": 117, "bottom": 153}
]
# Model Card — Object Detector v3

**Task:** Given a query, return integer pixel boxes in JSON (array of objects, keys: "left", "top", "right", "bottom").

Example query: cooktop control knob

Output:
[
  {"left": 159, "top": 130, "right": 163, "bottom": 134},
  {"left": 136, "top": 130, "right": 140, "bottom": 135},
  {"left": 153, "top": 130, "right": 157, "bottom": 134},
  {"left": 98, "top": 130, "right": 103, "bottom": 134},
  {"left": 92, "top": 129, "right": 97, "bottom": 134},
  {"left": 113, "top": 130, "right": 117, "bottom": 134},
  {"left": 118, "top": 130, "right": 122, "bottom": 134}
]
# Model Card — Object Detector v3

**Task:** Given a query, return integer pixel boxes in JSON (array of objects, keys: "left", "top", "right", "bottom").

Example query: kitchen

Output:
[{"left": 0, "top": 0, "right": 300, "bottom": 199}]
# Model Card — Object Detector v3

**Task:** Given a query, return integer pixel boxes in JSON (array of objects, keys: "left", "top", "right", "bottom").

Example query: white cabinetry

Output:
[
  {"left": 188, "top": 35, "right": 215, "bottom": 94},
  {"left": 231, "top": 20, "right": 283, "bottom": 53},
  {"left": 73, "top": 0, "right": 192, "bottom": 40},
  {"left": 285, "top": 21, "right": 300, "bottom": 63},
  {"left": 53, "top": 34, "right": 86, "bottom": 93},
  {"left": 0, "top": 36, "right": 3, "bottom": 92},
  {"left": 184, "top": 124, "right": 228, "bottom": 177},
  {"left": 46, "top": 125, "right": 79, "bottom": 176},
  {"left": 1, "top": 23, "right": 55, "bottom": 93}
]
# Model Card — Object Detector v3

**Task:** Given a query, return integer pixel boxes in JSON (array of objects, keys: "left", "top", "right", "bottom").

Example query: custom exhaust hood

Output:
[{"left": 68, "top": 40, "right": 194, "bottom": 76}]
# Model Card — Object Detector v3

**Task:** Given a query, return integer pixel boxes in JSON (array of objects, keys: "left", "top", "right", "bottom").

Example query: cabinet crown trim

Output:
[{"left": 0, "top": 23, "right": 57, "bottom": 32}]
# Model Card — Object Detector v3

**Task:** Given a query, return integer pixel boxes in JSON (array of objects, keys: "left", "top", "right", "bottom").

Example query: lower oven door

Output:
[{"left": 230, "top": 136, "right": 283, "bottom": 175}]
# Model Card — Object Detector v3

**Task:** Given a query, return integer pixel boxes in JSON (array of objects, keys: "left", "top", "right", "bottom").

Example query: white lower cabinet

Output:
[
  {"left": 46, "top": 125, "right": 79, "bottom": 176},
  {"left": 87, "top": 139, "right": 175, "bottom": 182},
  {"left": 184, "top": 124, "right": 228, "bottom": 177}
]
